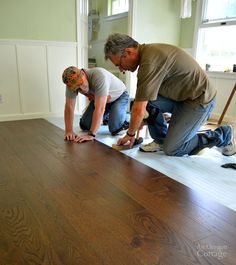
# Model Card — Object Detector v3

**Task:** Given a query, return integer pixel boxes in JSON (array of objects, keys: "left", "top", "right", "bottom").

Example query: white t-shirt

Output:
[{"left": 66, "top": 67, "right": 126, "bottom": 103}]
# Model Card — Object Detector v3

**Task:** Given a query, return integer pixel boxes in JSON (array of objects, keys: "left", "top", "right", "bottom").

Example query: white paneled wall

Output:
[
  {"left": 182, "top": 48, "right": 236, "bottom": 123},
  {"left": 17, "top": 45, "right": 49, "bottom": 114},
  {"left": 47, "top": 46, "right": 77, "bottom": 114},
  {"left": 0, "top": 45, "right": 21, "bottom": 115},
  {"left": 0, "top": 40, "right": 77, "bottom": 121},
  {"left": 0, "top": 40, "right": 236, "bottom": 124},
  {"left": 208, "top": 73, "right": 236, "bottom": 123}
]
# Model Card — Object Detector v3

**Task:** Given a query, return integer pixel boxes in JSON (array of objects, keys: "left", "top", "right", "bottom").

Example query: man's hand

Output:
[
  {"left": 117, "top": 134, "right": 135, "bottom": 148},
  {"left": 74, "top": 133, "right": 95, "bottom": 143},
  {"left": 64, "top": 132, "right": 76, "bottom": 141}
]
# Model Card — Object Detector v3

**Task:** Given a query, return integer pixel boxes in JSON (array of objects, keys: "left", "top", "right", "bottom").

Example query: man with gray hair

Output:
[{"left": 104, "top": 33, "right": 236, "bottom": 156}]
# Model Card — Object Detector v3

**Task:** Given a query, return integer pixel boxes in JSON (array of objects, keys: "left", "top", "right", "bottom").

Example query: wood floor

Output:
[{"left": 0, "top": 119, "right": 236, "bottom": 265}]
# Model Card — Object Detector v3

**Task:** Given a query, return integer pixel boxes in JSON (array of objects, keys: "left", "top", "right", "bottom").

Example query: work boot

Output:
[
  {"left": 222, "top": 124, "right": 236, "bottom": 156},
  {"left": 139, "top": 141, "right": 163, "bottom": 152}
]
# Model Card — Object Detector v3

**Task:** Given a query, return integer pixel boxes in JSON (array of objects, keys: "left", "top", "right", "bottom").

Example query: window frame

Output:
[
  {"left": 107, "top": 0, "right": 129, "bottom": 16},
  {"left": 193, "top": 0, "right": 236, "bottom": 76}
]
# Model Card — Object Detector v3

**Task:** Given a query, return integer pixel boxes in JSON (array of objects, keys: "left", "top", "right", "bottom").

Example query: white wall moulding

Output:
[
  {"left": 0, "top": 113, "right": 56, "bottom": 122},
  {"left": 47, "top": 46, "right": 77, "bottom": 114},
  {"left": 0, "top": 44, "right": 21, "bottom": 115},
  {"left": 76, "top": 0, "right": 89, "bottom": 114},
  {"left": 103, "top": 12, "right": 128, "bottom": 21},
  {"left": 207, "top": 72, "right": 236, "bottom": 80},
  {"left": 0, "top": 39, "right": 77, "bottom": 121},
  {"left": 0, "top": 39, "right": 78, "bottom": 47},
  {"left": 17, "top": 45, "right": 49, "bottom": 114},
  {"left": 0, "top": 37, "right": 235, "bottom": 123},
  {"left": 207, "top": 76, "right": 236, "bottom": 123}
]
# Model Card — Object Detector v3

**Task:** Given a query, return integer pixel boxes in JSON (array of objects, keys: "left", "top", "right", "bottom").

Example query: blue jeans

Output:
[
  {"left": 80, "top": 91, "right": 130, "bottom": 134},
  {"left": 147, "top": 96, "right": 232, "bottom": 156}
]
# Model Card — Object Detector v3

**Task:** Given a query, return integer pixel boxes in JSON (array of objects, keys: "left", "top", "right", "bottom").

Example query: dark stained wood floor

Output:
[{"left": 0, "top": 119, "right": 236, "bottom": 265}]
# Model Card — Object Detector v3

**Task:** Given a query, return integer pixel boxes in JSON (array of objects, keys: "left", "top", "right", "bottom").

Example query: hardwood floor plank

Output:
[
  {"left": 92, "top": 159, "right": 212, "bottom": 241},
  {"left": 0, "top": 119, "right": 236, "bottom": 265},
  {"left": 0, "top": 152, "right": 104, "bottom": 265}
]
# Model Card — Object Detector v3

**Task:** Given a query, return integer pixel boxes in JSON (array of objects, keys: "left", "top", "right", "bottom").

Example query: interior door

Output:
[{"left": 76, "top": 0, "right": 89, "bottom": 114}]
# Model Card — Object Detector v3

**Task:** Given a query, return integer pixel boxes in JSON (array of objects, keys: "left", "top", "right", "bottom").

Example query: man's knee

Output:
[
  {"left": 79, "top": 119, "right": 90, "bottom": 131},
  {"left": 163, "top": 143, "right": 181, "bottom": 156}
]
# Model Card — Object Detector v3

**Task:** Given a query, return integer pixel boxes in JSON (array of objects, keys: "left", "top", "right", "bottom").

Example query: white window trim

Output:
[
  {"left": 201, "top": 0, "right": 236, "bottom": 25},
  {"left": 107, "top": 0, "right": 129, "bottom": 17},
  {"left": 193, "top": 0, "right": 236, "bottom": 78},
  {"left": 103, "top": 11, "right": 128, "bottom": 21}
]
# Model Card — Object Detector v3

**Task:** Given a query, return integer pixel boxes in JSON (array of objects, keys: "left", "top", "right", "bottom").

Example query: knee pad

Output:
[
  {"left": 145, "top": 104, "right": 160, "bottom": 124},
  {"left": 79, "top": 120, "right": 89, "bottom": 131}
]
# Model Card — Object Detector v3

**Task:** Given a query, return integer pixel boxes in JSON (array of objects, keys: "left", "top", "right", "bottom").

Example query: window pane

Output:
[
  {"left": 196, "top": 25, "right": 236, "bottom": 71},
  {"left": 111, "top": 0, "right": 129, "bottom": 15},
  {"left": 112, "top": 0, "right": 119, "bottom": 14},
  {"left": 204, "top": 0, "right": 236, "bottom": 22}
]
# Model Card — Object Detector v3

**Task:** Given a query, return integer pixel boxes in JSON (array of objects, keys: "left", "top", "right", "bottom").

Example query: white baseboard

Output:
[
  {"left": 0, "top": 112, "right": 64, "bottom": 122},
  {"left": 210, "top": 113, "right": 236, "bottom": 124}
]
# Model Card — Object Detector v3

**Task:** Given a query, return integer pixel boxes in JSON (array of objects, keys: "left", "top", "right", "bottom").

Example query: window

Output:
[
  {"left": 108, "top": 0, "right": 129, "bottom": 16},
  {"left": 195, "top": 0, "right": 236, "bottom": 72}
]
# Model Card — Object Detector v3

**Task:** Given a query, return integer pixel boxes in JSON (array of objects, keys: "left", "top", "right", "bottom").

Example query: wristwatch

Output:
[
  {"left": 126, "top": 131, "right": 135, "bottom": 137},
  {"left": 87, "top": 131, "right": 96, "bottom": 137}
]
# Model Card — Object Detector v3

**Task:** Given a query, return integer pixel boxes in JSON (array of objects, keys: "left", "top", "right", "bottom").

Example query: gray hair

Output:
[{"left": 104, "top": 33, "right": 139, "bottom": 60}]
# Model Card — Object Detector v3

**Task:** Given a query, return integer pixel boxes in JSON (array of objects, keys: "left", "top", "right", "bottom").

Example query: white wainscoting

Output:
[
  {"left": 0, "top": 39, "right": 77, "bottom": 121},
  {"left": 183, "top": 48, "right": 236, "bottom": 123},
  {"left": 0, "top": 39, "right": 236, "bottom": 123},
  {"left": 208, "top": 73, "right": 236, "bottom": 123}
]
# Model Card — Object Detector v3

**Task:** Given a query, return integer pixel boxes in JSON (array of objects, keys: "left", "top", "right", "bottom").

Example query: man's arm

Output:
[
  {"left": 117, "top": 100, "right": 148, "bottom": 147},
  {"left": 90, "top": 95, "right": 107, "bottom": 134},
  {"left": 64, "top": 97, "right": 76, "bottom": 140},
  {"left": 74, "top": 95, "right": 107, "bottom": 143}
]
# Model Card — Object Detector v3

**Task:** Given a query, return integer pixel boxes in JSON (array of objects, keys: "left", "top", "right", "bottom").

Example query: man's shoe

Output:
[
  {"left": 111, "top": 121, "right": 129, "bottom": 136},
  {"left": 222, "top": 125, "right": 236, "bottom": 156},
  {"left": 103, "top": 118, "right": 109, "bottom": 125},
  {"left": 139, "top": 141, "right": 163, "bottom": 152}
]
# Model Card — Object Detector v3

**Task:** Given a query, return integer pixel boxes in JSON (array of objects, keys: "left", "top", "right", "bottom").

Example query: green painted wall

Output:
[
  {"left": 0, "top": 0, "right": 76, "bottom": 41},
  {"left": 179, "top": 0, "right": 197, "bottom": 48},
  {"left": 134, "top": 0, "right": 181, "bottom": 45},
  {"left": 0, "top": 0, "right": 197, "bottom": 46},
  {"left": 134, "top": 0, "right": 197, "bottom": 49}
]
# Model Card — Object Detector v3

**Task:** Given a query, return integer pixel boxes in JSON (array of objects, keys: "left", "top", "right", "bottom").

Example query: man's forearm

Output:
[
  {"left": 64, "top": 107, "right": 74, "bottom": 133},
  {"left": 127, "top": 101, "right": 147, "bottom": 135},
  {"left": 89, "top": 108, "right": 104, "bottom": 135},
  {"left": 127, "top": 111, "right": 144, "bottom": 135}
]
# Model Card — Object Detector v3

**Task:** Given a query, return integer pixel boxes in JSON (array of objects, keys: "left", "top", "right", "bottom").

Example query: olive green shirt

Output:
[{"left": 135, "top": 44, "right": 216, "bottom": 106}]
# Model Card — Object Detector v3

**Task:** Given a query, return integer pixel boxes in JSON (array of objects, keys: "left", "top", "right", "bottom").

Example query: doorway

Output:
[
  {"left": 76, "top": 0, "right": 135, "bottom": 112},
  {"left": 87, "top": 0, "right": 130, "bottom": 84}
]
